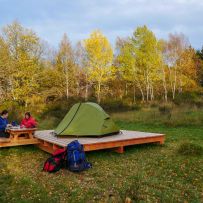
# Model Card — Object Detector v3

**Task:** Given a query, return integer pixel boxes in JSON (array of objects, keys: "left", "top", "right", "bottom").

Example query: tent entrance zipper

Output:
[{"left": 58, "top": 103, "right": 82, "bottom": 135}]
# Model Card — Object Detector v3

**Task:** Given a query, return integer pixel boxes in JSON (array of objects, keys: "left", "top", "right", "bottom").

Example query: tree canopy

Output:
[{"left": 0, "top": 22, "right": 202, "bottom": 111}]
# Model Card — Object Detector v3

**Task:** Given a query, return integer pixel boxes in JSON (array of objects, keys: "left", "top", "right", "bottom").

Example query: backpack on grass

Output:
[
  {"left": 66, "top": 140, "right": 92, "bottom": 172},
  {"left": 43, "top": 148, "right": 66, "bottom": 173}
]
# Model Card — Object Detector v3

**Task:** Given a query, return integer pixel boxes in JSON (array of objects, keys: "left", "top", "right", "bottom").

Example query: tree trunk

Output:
[
  {"left": 178, "top": 61, "right": 182, "bottom": 93},
  {"left": 9, "top": 76, "right": 16, "bottom": 101},
  {"left": 145, "top": 69, "right": 150, "bottom": 102},
  {"left": 137, "top": 82, "right": 145, "bottom": 102},
  {"left": 169, "top": 67, "right": 173, "bottom": 99},
  {"left": 0, "top": 87, "right": 3, "bottom": 100},
  {"left": 25, "top": 100, "right": 28, "bottom": 108},
  {"left": 178, "top": 77, "right": 183, "bottom": 93},
  {"left": 125, "top": 83, "right": 128, "bottom": 96},
  {"left": 141, "top": 89, "right": 145, "bottom": 102},
  {"left": 133, "top": 84, "right": 136, "bottom": 103},
  {"left": 85, "top": 84, "right": 88, "bottom": 101},
  {"left": 64, "top": 67, "right": 69, "bottom": 100},
  {"left": 172, "top": 66, "right": 177, "bottom": 99},
  {"left": 66, "top": 84, "right": 69, "bottom": 100},
  {"left": 162, "top": 66, "right": 168, "bottom": 102},
  {"left": 149, "top": 83, "right": 154, "bottom": 101},
  {"left": 85, "top": 73, "right": 88, "bottom": 101},
  {"left": 97, "top": 81, "right": 101, "bottom": 103},
  {"left": 146, "top": 78, "right": 149, "bottom": 102},
  {"left": 76, "top": 82, "right": 80, "bottom": 96}
]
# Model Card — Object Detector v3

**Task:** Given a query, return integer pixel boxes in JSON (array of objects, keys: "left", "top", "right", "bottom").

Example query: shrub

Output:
[
  {"left": 173, "top": 92, "right": 200, "bottom": 105},
  {"left": 131, "top": 104, "right": 142, "bottom": 111},
  {"left": 101, "top": 99, "right": 129, "bottom": 112},
  {"left": 177, "top": 143, "right": 203, "bottom": 156},
  {"left": 158, "top": 103, "right": 173, "bottom": 115},
  {"left": 0, "top": 101, "right": 24, "bottom": 122},
  {"left": 150, "top": 102, "right": 159, "bottom": 108},
  {"left": 194, "top": 99, "right": 203, "bottom": 108},
  {"left": 40, "top": 96, "right": 85, "bottom": 120}
]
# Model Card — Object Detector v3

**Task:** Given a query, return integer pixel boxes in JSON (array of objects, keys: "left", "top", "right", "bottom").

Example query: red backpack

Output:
[{"left": 43, "top": 149, "right": 66, "bottom": 173}]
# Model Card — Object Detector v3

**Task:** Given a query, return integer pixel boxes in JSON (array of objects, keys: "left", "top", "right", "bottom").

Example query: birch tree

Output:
[
  {"left": 2, "top": 22, "right": 42, "bottom": 106},
  {"left": 196, "top": 48, "right": 203, "bottom": 87},
  {"left": 84, "top": 30, "right": 113, "bottom": 103},
  {"left": 116, "top": 38, "right": 145, "bottom": 102},
  {"left": 0, "top": 37, "right": 11, "bottom": 99},
  {"left": 164, "top": 33, "right": 189, "bottom": 99},
  {"left": 177, "top": 47, "right": 198, "bottom": 91},
  {"left": 74, "top": 42, "right": 89, "bottom": 100},
  {"left": 56, "top": 34, "right": 76, "bottom": 99},
  {"left": 131, "top": 26, "right": 162, "bottom": 101}
]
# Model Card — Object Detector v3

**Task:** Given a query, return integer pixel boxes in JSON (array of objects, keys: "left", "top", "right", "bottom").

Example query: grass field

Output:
[{"left": 0, "top": 107, "right": 203, "bottom": 203}]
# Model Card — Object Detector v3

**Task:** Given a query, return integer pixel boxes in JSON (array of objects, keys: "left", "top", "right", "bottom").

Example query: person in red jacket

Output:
[{"left": 20, "top": 112, "right": 37, "bottom": 128}]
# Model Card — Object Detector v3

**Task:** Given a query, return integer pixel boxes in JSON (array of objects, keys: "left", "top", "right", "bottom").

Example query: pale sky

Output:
[{"left": 0, "top": 0, "right": 202, "bottom": 49}]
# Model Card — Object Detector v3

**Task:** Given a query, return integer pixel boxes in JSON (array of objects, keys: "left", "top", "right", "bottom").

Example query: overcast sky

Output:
[{"left": 0, "top": 0, "right": 202, "bottom": 49}]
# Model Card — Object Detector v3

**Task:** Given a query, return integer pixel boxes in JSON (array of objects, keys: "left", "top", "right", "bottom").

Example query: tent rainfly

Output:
[{"left": 54, "top": 102, "right": 119, "bottom": 137}]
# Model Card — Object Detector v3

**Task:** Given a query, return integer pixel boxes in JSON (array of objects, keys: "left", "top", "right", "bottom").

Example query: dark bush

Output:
[
  {"left": 40, "top": 96, "right": 85, "bottom": 120},
  {"left": 173, "top": 92, "right": 200, "bottom": 105},
  {"left": 158, "top": 103, "right": 173, "bottom": 115},
  {"left": 131, "top": 104, "right": 142, "bottom": 111},
  {"left": 101, "top": 99, "right": 126, "bottom": 112},
  {"left": 177, "top": 143, "right": 203, "bottom": 156},
  {"left": 194, "top": 100, "right": 203, "bottom": 108},
  {"left": 0, "top": 101, "right": 24, "bottom": 122},
  {"left": 101, "top": 99, "right": 141, "bottom": 112},
  {"left": 150, "top": 102, "right": 159, "bottom": 108}
]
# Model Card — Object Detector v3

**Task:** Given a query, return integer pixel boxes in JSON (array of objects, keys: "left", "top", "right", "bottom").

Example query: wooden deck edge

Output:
[
  {"left": 36, "top": 135, "right": 165, "bottom": 154},
  {"left": 0, "top": 139, "right": 39, "bottom": 148},
  {"left": 37, "top": 140, "right": 65, "bottom": 154},
  {"left": 84, "top": 135, "right": 165, "bottom": 151},
  {"left": 0, "top": 138, "right": 11, "bottom": 143}
]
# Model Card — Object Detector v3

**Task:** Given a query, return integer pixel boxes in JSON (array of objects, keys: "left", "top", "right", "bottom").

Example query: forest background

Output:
[{"left": 0, "top": 21, "right": 203, "bottom": 124}]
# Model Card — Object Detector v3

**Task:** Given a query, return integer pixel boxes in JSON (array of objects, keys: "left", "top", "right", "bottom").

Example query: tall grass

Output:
[
  {"left": 111, "top": 104, "right": 203, "bottom": 127},
  {"left": 177, "top": 142, "right": 203, "bottom": 156}
]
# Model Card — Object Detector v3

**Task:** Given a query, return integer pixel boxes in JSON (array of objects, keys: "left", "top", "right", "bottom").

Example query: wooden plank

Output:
[
  {"left": 0, "top": 138, "right": 39, "bottom": 147},
  {"left": 0, "top": 129, "right": 165, "bottom": 152},
  {"left": 6, "top": 128, "right": 37, "bottom": 133},
  {"left": 34, "top": 130, "right": 164, "bottom": 146},
  {"left": 0, "top": 138, "right": 11, "bottom": 143},
  {"left": 83, "top": 135, "right": 164, "bottom": 151},
  {"left": 114, "top": 146, "right": 124, "bottom": 153},
  {"left": 0, "top": 128, "right": 38, "bottom": 148},
  {"left": 37, "top": 139, "right": 65, "bottom": 154},
  {"left": 34, "top": 130, "right": 165, "bottom": 154}
]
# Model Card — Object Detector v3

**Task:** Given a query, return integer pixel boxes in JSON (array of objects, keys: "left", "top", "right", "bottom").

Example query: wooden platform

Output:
[
  {"left": 0, "top": 128, "right": 39, "bottom": 148},
  {"left": 34, "top": 130, "right": 165, "bottom": 154}
]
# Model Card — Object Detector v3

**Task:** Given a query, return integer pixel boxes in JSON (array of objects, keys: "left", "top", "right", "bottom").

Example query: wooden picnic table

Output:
[
  {"left": 0, "top": 128, "right": 39, "bottom": 148},
  {"left": 7, "top": 128, "right": 37, "bottom": 140}
]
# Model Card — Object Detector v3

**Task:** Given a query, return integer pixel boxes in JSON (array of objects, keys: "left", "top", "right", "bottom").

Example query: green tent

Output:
[{"left": 54, "top": 102, "right": 119, "bottom": 137}]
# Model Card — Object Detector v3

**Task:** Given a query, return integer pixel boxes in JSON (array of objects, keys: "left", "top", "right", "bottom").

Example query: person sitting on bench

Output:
[
  {"left": 20, "top": 112, "right": 37, "bottom": 128},
  {"left": 0, "top": 110, "right": 11, "bottom": 138}
]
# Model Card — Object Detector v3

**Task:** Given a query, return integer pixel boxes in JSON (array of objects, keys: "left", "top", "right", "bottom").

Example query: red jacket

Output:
[{"left": 20, "top": 117, "right": 37, "bottom": 128}]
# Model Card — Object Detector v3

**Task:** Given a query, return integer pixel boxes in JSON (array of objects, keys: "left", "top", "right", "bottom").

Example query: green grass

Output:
[
  {"left": 0, "top": 108, "right": 203, "bottom": 202},
  {"left": 111, "top": 105, "right": 203, "bottom": 127}
]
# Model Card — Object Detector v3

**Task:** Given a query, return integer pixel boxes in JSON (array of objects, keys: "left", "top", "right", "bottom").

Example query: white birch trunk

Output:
[
  {"left": 172, "top": 66, "right": 177, "bottom": 99},
  {"left": 162, "top": 66, "right": 168, "bottom": 102},
  {"left": 97, "top": 81, "right": 101, "bottom": 103}
]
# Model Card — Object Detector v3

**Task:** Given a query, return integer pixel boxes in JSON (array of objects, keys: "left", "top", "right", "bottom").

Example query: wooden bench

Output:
[{"left": 0, "top": 128, "right": 39, "bottom": 148}]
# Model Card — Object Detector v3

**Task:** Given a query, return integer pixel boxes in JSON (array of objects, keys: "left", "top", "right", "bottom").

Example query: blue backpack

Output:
[{"left": 66, "top": 140, "right": 92, "bottom": 172}]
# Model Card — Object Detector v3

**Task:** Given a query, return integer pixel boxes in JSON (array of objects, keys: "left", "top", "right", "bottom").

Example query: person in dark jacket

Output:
[{"left": 0, "top": 110, "right": 11, "bottom": 138}]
